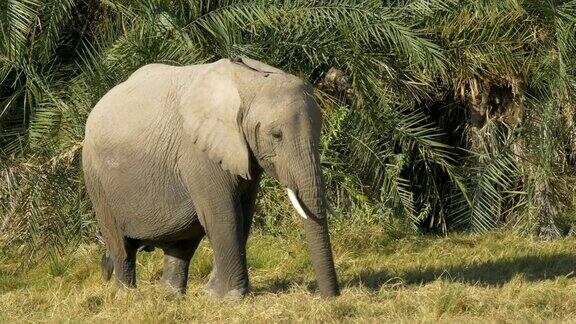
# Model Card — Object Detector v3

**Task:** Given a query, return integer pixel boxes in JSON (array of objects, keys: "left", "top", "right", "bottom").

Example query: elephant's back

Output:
[{"left": 85, "top": 64, "right": 178, "bottom": 146}]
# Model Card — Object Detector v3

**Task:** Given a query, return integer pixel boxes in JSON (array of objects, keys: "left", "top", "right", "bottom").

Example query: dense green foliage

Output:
[{"left": 1, "top": 0, "right": 575, "bottom": 253}]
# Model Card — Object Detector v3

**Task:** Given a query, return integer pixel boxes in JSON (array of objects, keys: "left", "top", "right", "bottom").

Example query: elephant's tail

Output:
[{"left": 101, "top": 249, "right": 114, "bottom": 281}]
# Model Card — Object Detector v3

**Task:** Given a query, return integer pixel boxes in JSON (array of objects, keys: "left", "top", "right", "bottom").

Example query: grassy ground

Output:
[{"left": 1, "top": 224, "right": 575, "bottom": 323}]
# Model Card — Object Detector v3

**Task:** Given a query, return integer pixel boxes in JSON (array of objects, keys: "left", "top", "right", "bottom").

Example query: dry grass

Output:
[{"left": 1, "top": 225, "right": 575, "bottom": 323}]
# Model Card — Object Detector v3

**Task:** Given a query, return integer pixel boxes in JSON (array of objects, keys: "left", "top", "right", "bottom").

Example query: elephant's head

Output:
[
  {"left": 240, "top": 58, "right": 339, "bottom": 297},
  {"left": 179, "top": 57, "right": 339, "bottom": 297}
]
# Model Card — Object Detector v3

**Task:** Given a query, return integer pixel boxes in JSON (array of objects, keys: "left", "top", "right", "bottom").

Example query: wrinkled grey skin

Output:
[{"left": 82, "top": 57, "right": 340, "bottom": 298}]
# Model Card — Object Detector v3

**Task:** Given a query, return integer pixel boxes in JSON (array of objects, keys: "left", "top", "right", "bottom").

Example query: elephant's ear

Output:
[
  {"left": 233, "top": 56, "right": 285, "bottom": 74},
  {"left": 179, "top": 68, "right": 251, "bottom": 180}
]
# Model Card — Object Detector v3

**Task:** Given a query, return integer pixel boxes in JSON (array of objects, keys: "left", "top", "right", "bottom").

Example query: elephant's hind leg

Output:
[
  {"left": 101, "top": 250, "right": 114, "bottom": 281},
  {"left": 111, "top": 238, "right": 138, "bottom": 289},
  {"left": 160, "top": 239, "right": 202, "bottom": 294}
]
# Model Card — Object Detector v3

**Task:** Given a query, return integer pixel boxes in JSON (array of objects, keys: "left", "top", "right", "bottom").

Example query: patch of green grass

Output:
[{"left": 1, "top": 226, "right": 575, "bottom": 322}]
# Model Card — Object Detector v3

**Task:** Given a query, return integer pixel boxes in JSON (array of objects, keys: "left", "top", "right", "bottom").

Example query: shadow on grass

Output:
[
  {"left": 253, "top": 254, "right": 576, "bottom": 294},
  {"left": 347, "top": 253, "right": 576, "bottom": 290}
]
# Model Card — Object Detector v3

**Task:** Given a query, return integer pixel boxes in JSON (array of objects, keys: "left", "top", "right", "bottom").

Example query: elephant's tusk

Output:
[{"left": 287, "top": 188, "right": 308, "bottom": 220}]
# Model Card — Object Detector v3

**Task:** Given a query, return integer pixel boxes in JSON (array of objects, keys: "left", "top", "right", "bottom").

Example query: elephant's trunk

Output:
[
  {"left": 301, "top": 207, "right": 340, "bottom": 297},
  {"left": 286, "top": 145, "right": 339, "bottom": 298}
]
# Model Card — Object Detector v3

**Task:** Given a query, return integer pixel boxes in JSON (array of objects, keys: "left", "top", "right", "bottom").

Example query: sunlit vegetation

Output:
[{"left": 0, "top": 0, "right": 575, "bottom": 255}]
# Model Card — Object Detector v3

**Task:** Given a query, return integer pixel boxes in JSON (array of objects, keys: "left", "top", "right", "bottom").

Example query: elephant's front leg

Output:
[
  {"left": 201, "top": 199, "right": 249, "bottom": 299},
  {"left": 205, "top": 179, "right": 260, "bottom": 297}
]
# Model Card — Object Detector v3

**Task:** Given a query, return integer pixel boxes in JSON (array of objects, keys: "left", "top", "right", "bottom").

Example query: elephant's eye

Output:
[{"left": 271, "top": 129, "right": 283, "bottom": 141}]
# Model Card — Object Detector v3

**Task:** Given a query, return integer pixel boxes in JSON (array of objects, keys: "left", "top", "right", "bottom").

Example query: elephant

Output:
[{"left": 82, "top": 57, "right": 340, "bottom": 298}]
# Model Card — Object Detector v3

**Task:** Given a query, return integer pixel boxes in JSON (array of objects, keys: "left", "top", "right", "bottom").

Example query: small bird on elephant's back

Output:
[{"left": 82, "top": 57, "right": 340, "bottom": 298}]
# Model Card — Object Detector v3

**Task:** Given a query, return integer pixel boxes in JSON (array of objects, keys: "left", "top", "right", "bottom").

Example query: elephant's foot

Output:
[
  {"left": 204, "top": 269, "right": 248, "bottom": 299},
  {"left": 159, "top": 262, "right": 188, "bottom": 294},
  {"left": 205, "top": 286, "right": 247, "bottom": 300},
  {"left": 113, "top": 258, "right": 136, "bottom": 289},
  {"left": 160, "top": 278, "right": 186, "bottom": 294},
  {"left": 114, "top": 284, "right": 136, "bottom": 298}
]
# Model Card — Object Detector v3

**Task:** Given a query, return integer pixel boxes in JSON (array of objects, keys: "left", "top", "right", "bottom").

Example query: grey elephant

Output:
[{"left": 82, "top": 57, "right": 340, "bottom": 298}]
